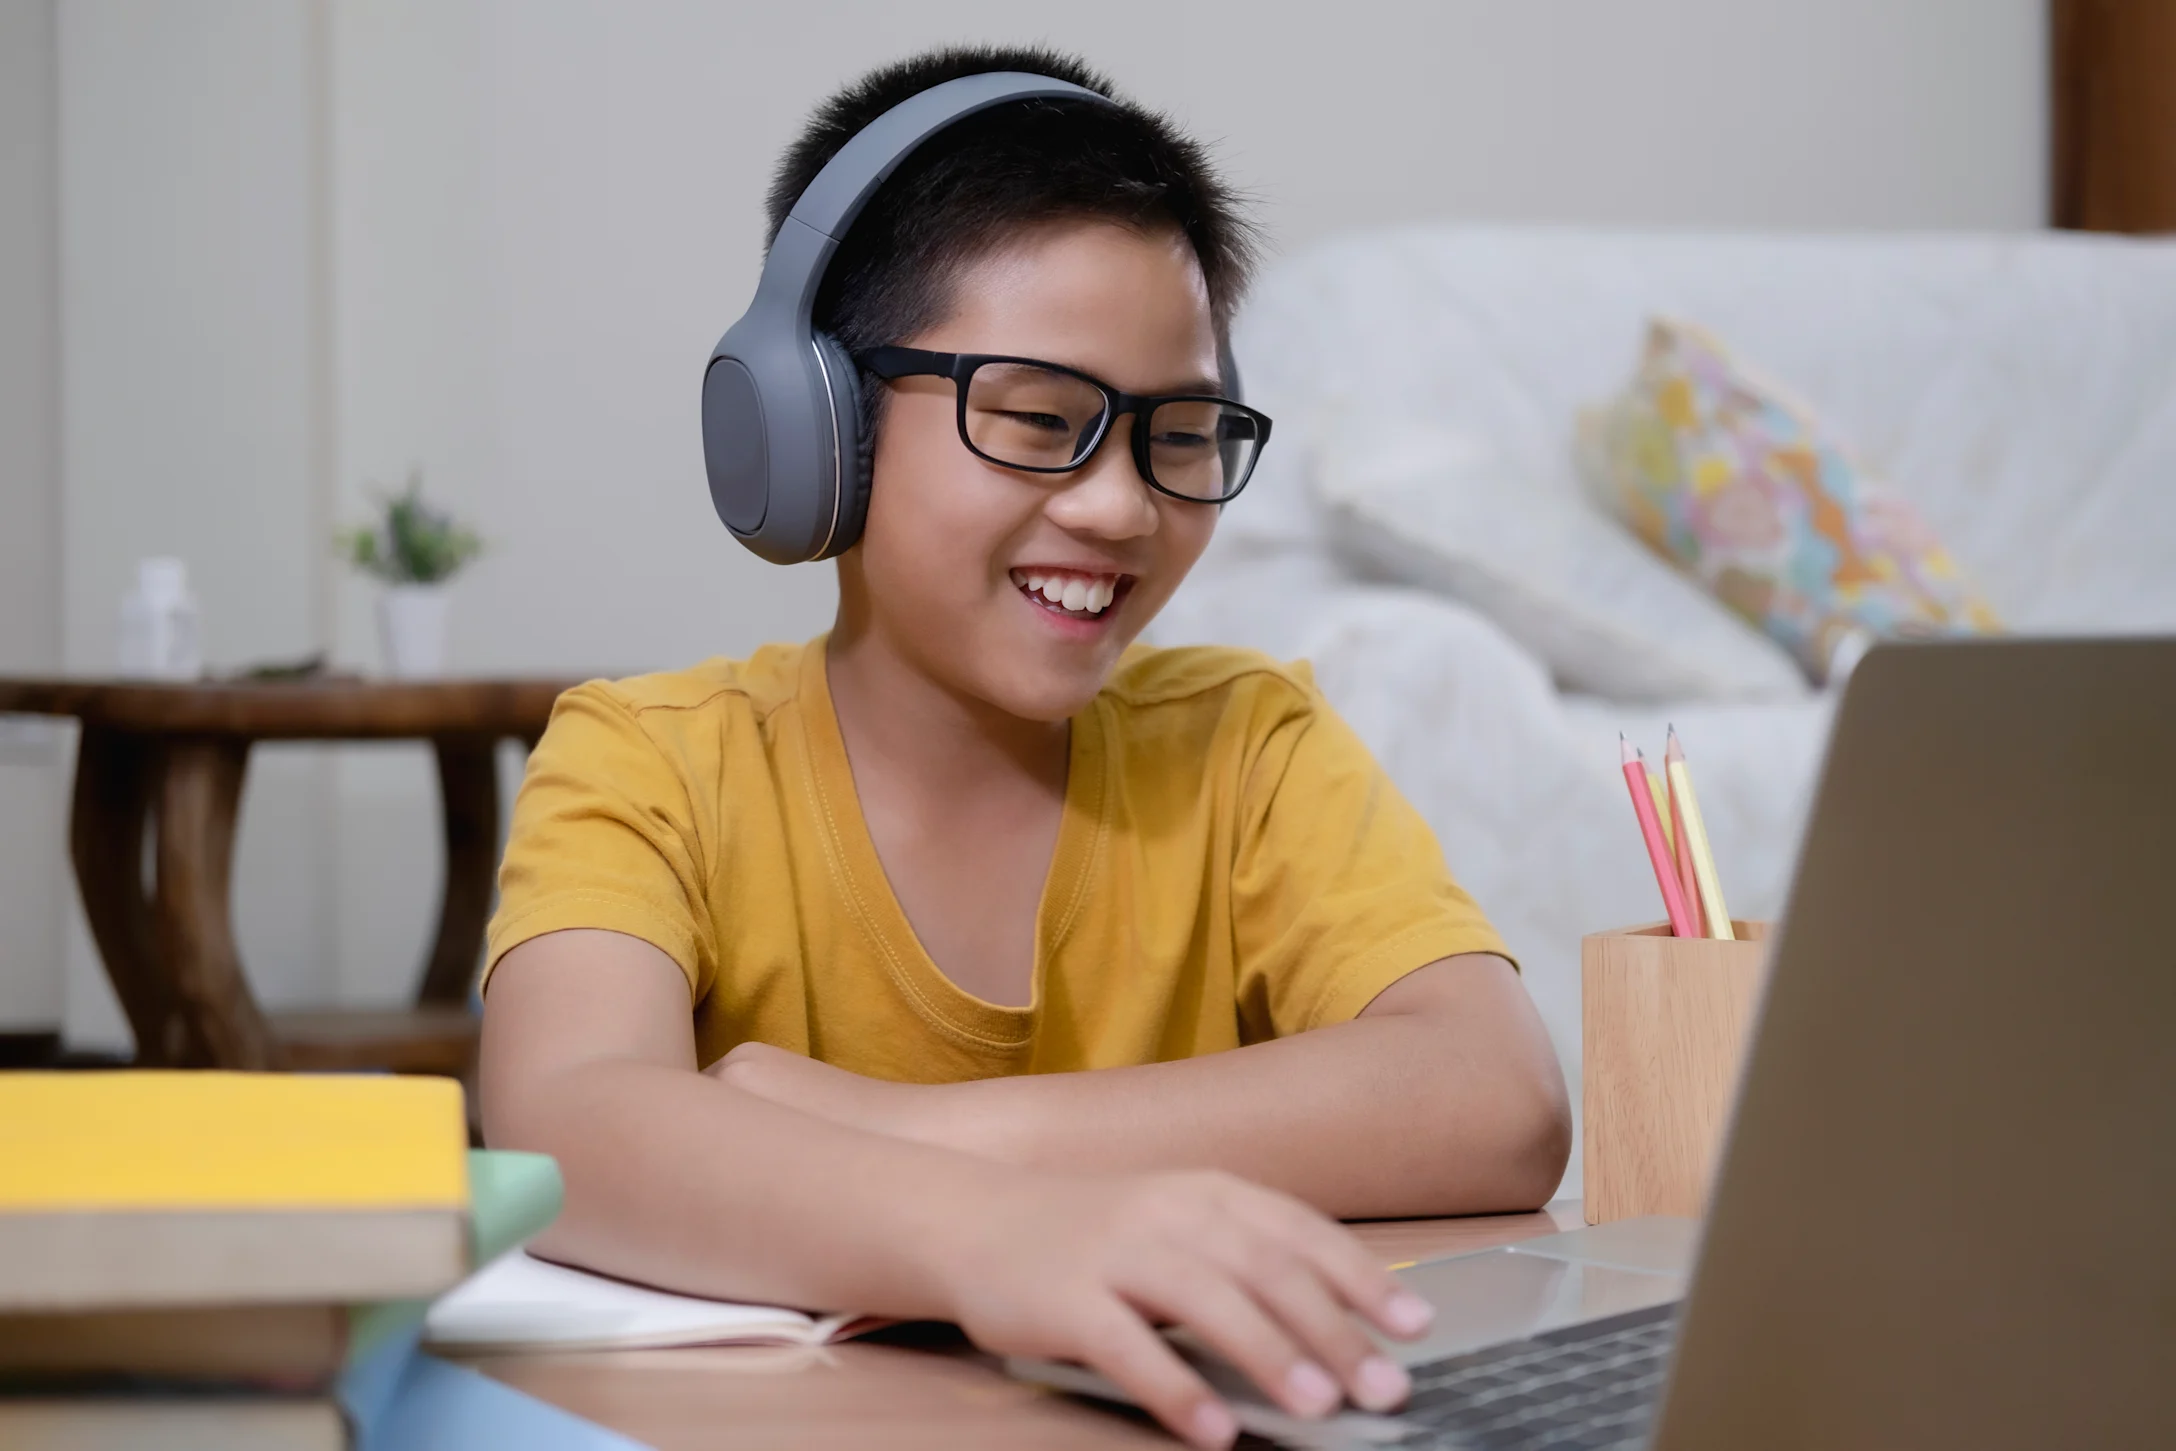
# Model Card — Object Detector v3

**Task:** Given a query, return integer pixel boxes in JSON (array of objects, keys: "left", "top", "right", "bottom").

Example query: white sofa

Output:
[{"left": 1151, "top": 227, "right": 2176, "bottom": 1190}]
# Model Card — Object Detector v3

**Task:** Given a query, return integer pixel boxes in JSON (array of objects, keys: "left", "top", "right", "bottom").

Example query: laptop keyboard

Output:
[{"left": 1380, "top": 1302, "right": 1679, "bottom": 1450}]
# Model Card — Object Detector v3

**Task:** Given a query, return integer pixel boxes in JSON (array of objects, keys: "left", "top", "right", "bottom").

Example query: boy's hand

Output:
[{"left": 936, "top": 1166, "right": 1433, "bottom": 1450}]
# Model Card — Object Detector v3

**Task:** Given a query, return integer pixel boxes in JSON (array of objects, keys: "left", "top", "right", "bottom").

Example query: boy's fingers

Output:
[
  {"left": 1244, "top": 1193, "right": 1434, "bottom": 1341},
  {"left": 1075, "top": 1300, "right": 1237, "bottom": 1451},
  {"left": 1124, "top": 1259, "right": 1337, "bottom": 1420},
  {"left": 1227, "top": 1244, "right": 1405, "bottom": 1413}
]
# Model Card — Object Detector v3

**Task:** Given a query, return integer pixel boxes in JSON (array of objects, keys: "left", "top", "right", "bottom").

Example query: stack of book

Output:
[{"left": 0, "top": 1071, "right": 568, "bottom": 1450}]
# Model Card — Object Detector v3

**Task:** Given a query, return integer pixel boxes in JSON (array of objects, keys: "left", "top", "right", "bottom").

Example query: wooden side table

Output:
[{"left": 0, "top": 676, "right": 584, "bottom": 1074}]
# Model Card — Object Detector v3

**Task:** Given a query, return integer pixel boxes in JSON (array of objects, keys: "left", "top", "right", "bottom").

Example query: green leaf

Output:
[{"left": 336, "top": 470, "right": 483, "bottom": 584}]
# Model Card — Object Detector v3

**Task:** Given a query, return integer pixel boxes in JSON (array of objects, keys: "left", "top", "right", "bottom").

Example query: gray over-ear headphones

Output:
[
  {"left": 702, "top": 70, "right": 1242, "bottom": 565},
  {"left": 702, "top": 72, "right": 1112, "bottom": 564}
]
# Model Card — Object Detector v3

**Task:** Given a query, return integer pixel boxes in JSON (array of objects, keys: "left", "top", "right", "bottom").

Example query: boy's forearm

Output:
[
  {"left": 923, "top": 958, "right": 1569, "bottom": 1219},
  {"left": 941, "top": 1023, "right": 1563, "bottom": 1218},
  {"left": 709, "top": 956, "right": 1569, "bottom": 1220},
  {"left": 493, "top": 1055, "right": 1012, "bottom": 1317}
]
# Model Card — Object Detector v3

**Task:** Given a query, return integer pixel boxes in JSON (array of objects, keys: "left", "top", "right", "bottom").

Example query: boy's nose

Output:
[{"left": 1048, "top": 414, "right": 1159, "bottom": 541}]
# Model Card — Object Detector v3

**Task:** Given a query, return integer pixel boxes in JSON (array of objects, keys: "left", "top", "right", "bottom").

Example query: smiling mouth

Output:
[{"left": 1009, "top": 567, "right": 1131, "bottom": 621}]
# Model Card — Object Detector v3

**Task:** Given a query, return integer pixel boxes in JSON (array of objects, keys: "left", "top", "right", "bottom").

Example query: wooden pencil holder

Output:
[{"left": 1582, "top": 921, "right": 1772, "bottom": 1224}]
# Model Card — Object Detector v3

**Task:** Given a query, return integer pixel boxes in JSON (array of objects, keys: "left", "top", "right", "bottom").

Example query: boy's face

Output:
[{"left": 841, "top": 221, "right": 1223, "bottom": 723}]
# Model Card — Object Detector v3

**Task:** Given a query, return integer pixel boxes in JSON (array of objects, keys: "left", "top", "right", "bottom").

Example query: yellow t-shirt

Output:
[{"left": 485, "top": 637, "right": 1508, "bottom": 1078}]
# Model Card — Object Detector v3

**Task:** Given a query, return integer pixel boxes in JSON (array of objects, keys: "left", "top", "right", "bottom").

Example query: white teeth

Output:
[{"left": 1015, "top": 570, "right": 1120, "bottom": 614}]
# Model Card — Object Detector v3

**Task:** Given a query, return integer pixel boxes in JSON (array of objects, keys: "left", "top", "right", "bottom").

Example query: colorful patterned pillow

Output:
[{"left": 1581, "top": 319, "right": 2000, "bottom": 683}]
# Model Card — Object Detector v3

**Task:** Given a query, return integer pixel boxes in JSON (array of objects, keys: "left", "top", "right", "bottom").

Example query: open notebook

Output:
[{"left": 423, "top": 1252, "right": 873, "bottom": 1354}]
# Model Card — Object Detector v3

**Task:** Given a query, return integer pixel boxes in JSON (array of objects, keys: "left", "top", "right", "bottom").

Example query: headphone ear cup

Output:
[{"left": 811, "top": 330, "right": 869, "bottom": 559}]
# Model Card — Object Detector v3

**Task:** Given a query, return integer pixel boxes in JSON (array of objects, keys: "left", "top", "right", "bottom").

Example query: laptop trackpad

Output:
[{"left": 1383, "top": 1247, "right": 1684, "bottom": 1367}]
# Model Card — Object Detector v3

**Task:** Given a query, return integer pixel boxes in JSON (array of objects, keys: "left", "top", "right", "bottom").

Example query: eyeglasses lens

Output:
[
  {"left": 1145, "top": 399, "right": 1262, "bottom": 501},
  {"left": 963, "top": 363, "right": 1109, "bottom": 471}
]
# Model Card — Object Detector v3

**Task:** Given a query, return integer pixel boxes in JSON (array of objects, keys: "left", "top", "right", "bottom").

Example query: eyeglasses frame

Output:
[{"left": 856, "top": 345, "right": 1272, "bottom": 504}]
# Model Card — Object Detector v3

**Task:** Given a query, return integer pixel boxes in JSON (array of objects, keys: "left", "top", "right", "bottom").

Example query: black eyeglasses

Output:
[{"left": 857, "top": 347, "right": 1272, "bottom": 504}]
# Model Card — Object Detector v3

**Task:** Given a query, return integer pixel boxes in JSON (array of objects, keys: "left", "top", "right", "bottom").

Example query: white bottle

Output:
[{"left": 117, "top": 557, "right": 203, "bottom": 680}]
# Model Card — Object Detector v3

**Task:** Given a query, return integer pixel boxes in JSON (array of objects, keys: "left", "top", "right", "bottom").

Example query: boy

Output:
[{"left": 480, "top": 46, "right": 1568, "bottom": 1450}]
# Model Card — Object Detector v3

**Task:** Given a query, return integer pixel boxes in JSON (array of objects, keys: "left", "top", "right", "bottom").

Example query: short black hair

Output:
[{"left": 766, "top": 44, "right": 1259, "bottom": 373}]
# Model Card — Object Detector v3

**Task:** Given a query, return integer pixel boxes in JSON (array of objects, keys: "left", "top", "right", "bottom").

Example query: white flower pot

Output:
[{"left": 378, "top": 584, "right": 450, "bottom": 679}]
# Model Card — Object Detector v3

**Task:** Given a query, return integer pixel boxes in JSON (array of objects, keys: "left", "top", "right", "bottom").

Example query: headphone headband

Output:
[{"left": 789, "top": 73, "right": 1109, "bottom": 241}]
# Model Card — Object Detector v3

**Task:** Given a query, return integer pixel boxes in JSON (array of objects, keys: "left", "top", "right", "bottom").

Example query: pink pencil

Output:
[{"left": 1621, "top": 735, "right": 1698, "bottom": 936}]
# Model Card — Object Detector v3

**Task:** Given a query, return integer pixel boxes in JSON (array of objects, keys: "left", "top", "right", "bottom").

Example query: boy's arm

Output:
[
  {"left": 713, "top": 952, "right": 1570, "bottom": 1219},
  {"left": 482, "top": 928, "right": 1438, "bottom": 1450}
]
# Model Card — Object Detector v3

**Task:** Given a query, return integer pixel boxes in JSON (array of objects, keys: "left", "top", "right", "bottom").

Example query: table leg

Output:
[
  {"left": 418, "top": 734, "right": 500, "bottom": 1005},
  {"left": 154, "top": 736, "right": 280, "bottom": 1069},
  {"left": 68, "top": 726, "right": 200, "bottom": 1065}
]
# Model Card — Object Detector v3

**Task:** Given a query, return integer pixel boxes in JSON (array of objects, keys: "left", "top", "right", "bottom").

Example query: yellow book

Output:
[{"left": 0, "top": 1072, "right": 470, "bottom": 1312}]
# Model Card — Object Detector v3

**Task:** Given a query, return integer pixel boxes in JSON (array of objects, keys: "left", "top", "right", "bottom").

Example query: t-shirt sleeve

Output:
[
  {"left": 1230, "top": 676, "right": 1511, "bottom": 1041},
  {"left": 482, "top": 683, "right": 715, "bottom": 1001}
]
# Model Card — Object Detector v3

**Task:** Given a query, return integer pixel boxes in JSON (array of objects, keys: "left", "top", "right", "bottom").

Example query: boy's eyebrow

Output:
[
  {"left": 1086, "top": 368, "right": 1226, "bottom": 397},
  {"left": 1167, "top": 375, "right": 1226, "bottom": 396},
  {"left": 1022, "top": 353, "right": 1225, "bottom": 397}
]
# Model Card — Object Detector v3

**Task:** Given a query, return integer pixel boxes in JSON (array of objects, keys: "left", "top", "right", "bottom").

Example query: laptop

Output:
[{"left": 1011, "top": 637, "right": 2176, "bottom": 1448}]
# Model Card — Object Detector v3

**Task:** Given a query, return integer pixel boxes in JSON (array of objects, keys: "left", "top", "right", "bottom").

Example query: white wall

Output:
[
  {"left": 0, "top": 0, "right": 67, "bottom": 1030},
  {"left": 51, "top": 0, "right": 337, "bottom": 1045},
  {"left": 13, "top": 0, "right": 2047, "bottom": 1044}
]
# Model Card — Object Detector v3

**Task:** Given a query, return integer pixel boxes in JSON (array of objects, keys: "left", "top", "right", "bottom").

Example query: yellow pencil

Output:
[{"left": 1665, "top": 727, "right": 1733, "bottom": 940}]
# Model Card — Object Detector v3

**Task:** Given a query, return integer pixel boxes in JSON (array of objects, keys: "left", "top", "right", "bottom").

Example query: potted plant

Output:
[{"left": 337, "top": 471, "right": 484, "bottom": 679}]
